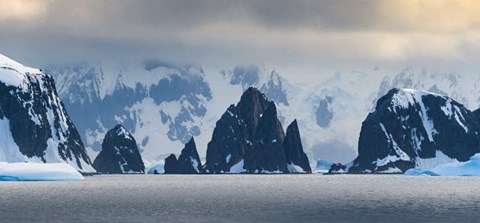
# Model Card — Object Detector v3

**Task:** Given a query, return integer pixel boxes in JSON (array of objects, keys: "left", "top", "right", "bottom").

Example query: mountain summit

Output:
[
  {"left": 0, "top": 54, "right": 94, "bottom": 172},
  {"left": 205, "top": 87, "right": 310, "bottom": 173},
  {"left": 330, "top": 88, "right": 480, "bottom": 174}
]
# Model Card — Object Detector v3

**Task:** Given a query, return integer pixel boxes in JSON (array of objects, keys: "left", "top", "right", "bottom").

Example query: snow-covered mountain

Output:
[
  {"left": 330, "top": 88, "right": 480, "bottom": 174},
  {"left": 43, "top": 59, "right": 480, "bottom": 167},
  {"left": 378, "top": 68, "right": 480, "bottom": 111},
  {"left": 44, "top": 61, "right": 212, "bottom": 161},
  {"left": 204, "top": 87, "right": 310, "bottom": 174},
  {"left": 0, "top": 54, "right": 94, "bottom": 172},
  {"left": 93, "top": 125, "right": 145, "bottom": 174}
]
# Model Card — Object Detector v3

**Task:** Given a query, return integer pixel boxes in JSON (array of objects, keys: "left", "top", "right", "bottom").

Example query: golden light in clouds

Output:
[
  {"left": 377, "top": 0, "right": 480, "bottom": 32},
  {"left": 0, "top": 0, "right": 49, "bottom": 22}
]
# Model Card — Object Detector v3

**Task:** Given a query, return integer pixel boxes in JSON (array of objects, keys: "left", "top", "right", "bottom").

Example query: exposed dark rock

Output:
[
  {"left": 204, "top": 105, "right": 246, "bottom": 173},
  {"left": 0, "top": 55, "right": 93, "bottom": 172},
  {"left": 333, "top": 88, "right": 480, "bottom": 174},
  {"left": 284, "top": 120, "right": 312, "bottom": 173},
  {"left": 164, "top": 154, "right": 178, "bottom": 174},
  {"left": 328, "top": 163, "right": 347, "bottom": 174},
  {"left": 205, "top": 87, "right": 309, "bottom": 174},
  {"left": 250, "top": 102, "right": 287, "bottom": 173},
  {"left": 93, "top": 125, "right": 145, "bottom": 174},
  {"left": 204, "top": 87, "right": 270, "bottom": 173},
  {"left": 176, "top": 137, "right": 203, "bottom": 174}
]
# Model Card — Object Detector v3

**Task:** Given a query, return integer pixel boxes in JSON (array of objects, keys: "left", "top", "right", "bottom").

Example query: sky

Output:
[{"left": 1, "top": 0, "right": 480, "bottom": 71}]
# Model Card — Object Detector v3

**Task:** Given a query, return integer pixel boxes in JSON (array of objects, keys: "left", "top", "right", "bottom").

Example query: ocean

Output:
[{"left": 1, "top": 175, "right": 479, "bottom": 222}]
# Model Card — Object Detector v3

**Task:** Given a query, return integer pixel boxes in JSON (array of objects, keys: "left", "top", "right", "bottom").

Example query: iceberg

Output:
[
  {"left": 0, "top": 162, "right": 84, "bottom": 181},
  {"left": 314, "top": 160, "right": 333, "bottom": 174},
  {"left": 405, "top": 154, "right": 480, "bottom": 176},
  {"left": 147, "top": 162, "right": 165, "bottom": 174}
]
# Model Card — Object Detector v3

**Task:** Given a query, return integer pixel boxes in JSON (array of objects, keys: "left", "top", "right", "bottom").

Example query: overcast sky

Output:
[{"left": 1, "top": 0, "right": 480, "bottom": 70}]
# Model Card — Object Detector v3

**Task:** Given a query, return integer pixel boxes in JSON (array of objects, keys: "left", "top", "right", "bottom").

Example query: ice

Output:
[
  {"left": 226, "top": 154, "right": 232, "bottom": 163},
  {"left": 415, "top": 150, "right": 458, "bottom": 169},
  {"left": 377, "top": 167, "right": 402, "bottom": 174},
  {"left": 287, "top": 163, "right": 305, "bottom": 173},
  {"left": 147, "top": 162, "right": 165, "bottom": 174},
  {"left": 405, "top": 154, "right": 480, "bottom": 176},
  {"left": 229, "top": 159, "right": 246, "bottom": 173},
  {"left": 314, "top": 160, "right": 333, "bottom": 174},
  {"left": 404, "top": 168, "right": 440, "bottom": 176},
  {"left": 0, "top": 162, "right": 84, "bottom": 181}
]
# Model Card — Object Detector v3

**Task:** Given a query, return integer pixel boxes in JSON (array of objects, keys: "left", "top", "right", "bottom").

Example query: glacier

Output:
[
  {"left": 405, "top": 154, "right": 480, "bottom": 176},
  {"left": 42, "top": 59, "right": 480, "bottom": 166},
  {"left": 0, "top": 162, "right": 84, "bottom": 181}
]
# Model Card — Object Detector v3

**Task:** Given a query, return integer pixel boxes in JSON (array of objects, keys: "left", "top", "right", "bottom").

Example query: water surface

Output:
[{"left": 1, "top": 175, "right": 479, "bottom": 222}]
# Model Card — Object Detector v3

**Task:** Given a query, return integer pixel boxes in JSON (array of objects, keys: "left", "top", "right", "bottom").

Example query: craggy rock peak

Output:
[
  {"left": 330, "top": 88, "right": 480, "bottom": 174},
  {"left": 177, "top": 137, "right": 203, "bottom": 174},
  {"left": 250, "top": 101, "right": 287, "bottom": 172},
  {"left": 164, "top": 154, "right": 179, "bottom": 174},
  {"left": 284, "top": 120, "right": 312, "bottom": 173},
  {"left": 164, "top": 137, "right": 203, "bottom": 174},
  {"left": 205, "top": 87, "right": 310, "bottom": 173},
  {"left": 0, "top": 54, "right": 93, "bottom": 172},
  {"left": 93, "top": 125, "right": 145, "bottom": 174}
]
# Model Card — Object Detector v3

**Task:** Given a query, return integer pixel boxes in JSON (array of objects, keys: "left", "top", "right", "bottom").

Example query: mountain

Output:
[
  {"left": 176, "top": 137, "right": 203, "bottom": 174},
  {"left": 284, "top": 120, "right": 312, "bottom": 173},
  {"left": 0, "top": 54, "right": 94, "bottom": 172},
  {"left": 251, "top": 101, "right": 288, "bottom": 173},
  {"left": 163, "top": 154, "right": 178, "bottom": 174},
  {"left": 44, "top": 62, "right": 212, "bottom": 160},
  {"left": 204, "top": 87, "right": 310, "bottom": 173},
  {"left": 92, "top": 125, "right": 145, "bottom": 174},
  {"left": 330, "top": 88, "right": 480, "bottom": 174},
  {"left": 163, "top": 137, "right": 202, "bottom": 174}
]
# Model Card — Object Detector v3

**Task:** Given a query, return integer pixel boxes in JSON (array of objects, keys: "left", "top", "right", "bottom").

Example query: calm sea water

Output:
[{"left": 1, "top": 175, "right": 480, "bottom": 222}]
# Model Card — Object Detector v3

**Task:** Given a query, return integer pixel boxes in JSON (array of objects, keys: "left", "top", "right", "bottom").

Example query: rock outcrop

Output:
[
  {"left": 0, "top": 54, "right": 94, "bottom": 172},
  {"left": 164, "top": 137, "right": 203, "bottom": 174},
  {"left": 205, "top": 87, "right": 311, "bottom": 173},
  {"left": 330, "top": 88, "right": 480, "bottom": 174},
  {"left": 93, "top": 125, "right": 145, "bottom": 174},
  {"left": 164, "top": 154, "right": 178, "bottom": 174},
  {"left": 283, "top": 120, "right": 312, "bottom": 173}
]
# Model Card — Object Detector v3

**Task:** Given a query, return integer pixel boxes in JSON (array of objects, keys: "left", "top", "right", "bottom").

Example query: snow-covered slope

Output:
[
  {"left": 330, "top": 88, "right": 480, "bottom": 174},
  {"left": 44, "top": 62, "right": 394, "bottom": 164},
  {"left": 45, "top": 60, "right": 480, "bottom": 166},
  {"left": 378, "top": 68, "right": 480, "bottom": 111},
  {"left": 0, "top": 54, "right": 94, "bottom": 172}
]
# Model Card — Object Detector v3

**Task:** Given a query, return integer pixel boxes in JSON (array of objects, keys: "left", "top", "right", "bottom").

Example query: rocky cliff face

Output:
[
  {"left": 250, "top": 102, "right": 288, "bottom": 173},
  {"left": 164, "top": 137, "right": 202, "bottom": 174},
  {"left": 176, "top": 137, "right": 203, "bottom": 174},
  {"left": 205, "top": 87, "right": 310, "bottom": 173},
  {"left": 330, "top": 88, "right": 480, "bottom": 174},
  {"left": 284, "top": 120, "right": 312, "bottom": 173},
  {"left": 93, "top": 125, "right": 145, "bottom": 174},
  {"left": 0, "top": 54, "right": 94, "bottom": 172},
  {"left": 164, "top": 154, "right": 178, "bottom": 174}
]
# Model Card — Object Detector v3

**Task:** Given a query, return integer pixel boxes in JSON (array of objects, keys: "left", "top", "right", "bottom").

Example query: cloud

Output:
[
  {"left": 0, "top": 0, "right": 49, "bottom": 22},
  {"left": 0, "top": 0, "right": 480, "bottom": 70}
]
